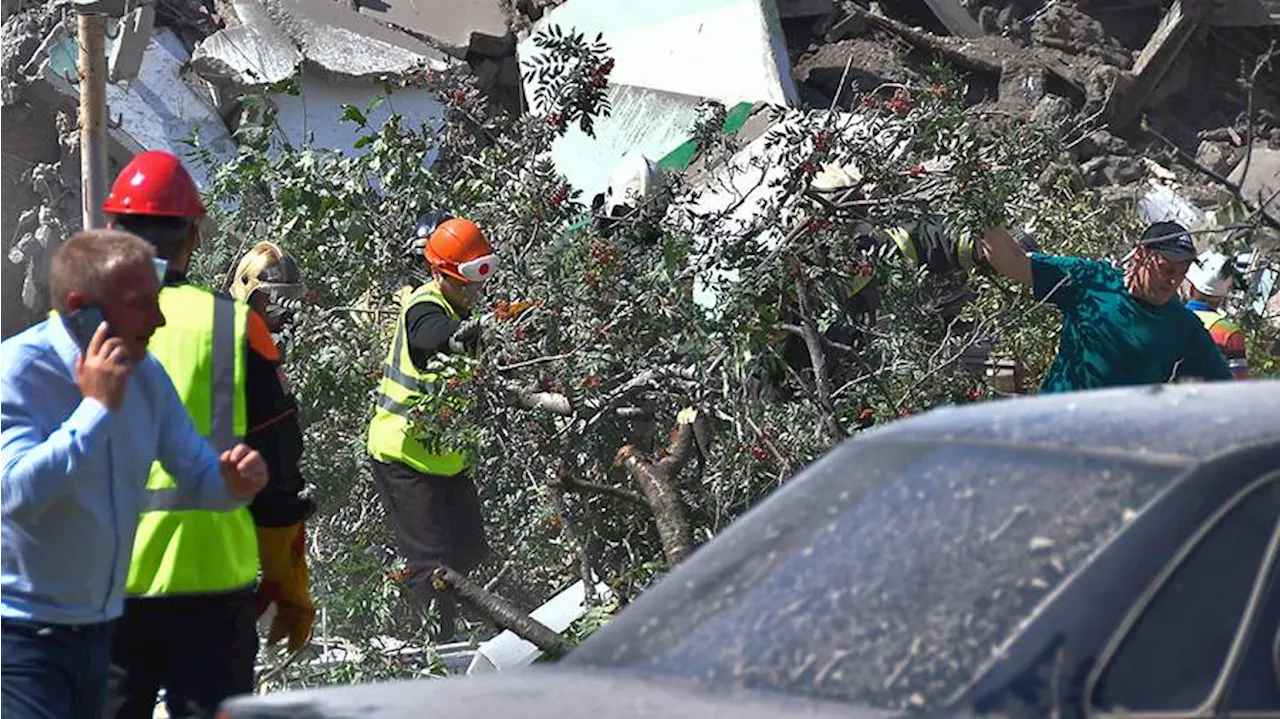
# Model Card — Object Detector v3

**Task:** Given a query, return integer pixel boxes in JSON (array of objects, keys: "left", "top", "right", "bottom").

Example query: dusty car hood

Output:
[{"left": 218, "top": 666, "right": 896, "bottom": 719}]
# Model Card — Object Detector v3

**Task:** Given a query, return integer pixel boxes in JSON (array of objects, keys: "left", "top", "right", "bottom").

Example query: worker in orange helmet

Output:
[
  {"left": 99, "top": 150, "right": 315, "bottom": 718},
  {"left": 366, "top": 213, "right": 498, "bottom": 643}
]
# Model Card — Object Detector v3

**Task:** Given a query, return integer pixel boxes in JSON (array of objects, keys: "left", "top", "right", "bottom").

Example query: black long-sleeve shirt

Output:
[
  {"left": 166, "top": 274, "right": 313, "bottom": 527},
  {"left": 403, "top": 300, "right": 475, "bottom": 371}
]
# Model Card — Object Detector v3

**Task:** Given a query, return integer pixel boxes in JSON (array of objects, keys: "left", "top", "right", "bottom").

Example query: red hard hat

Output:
[{"left": 102, "top": 150, "right": 207, "bottom": 218}]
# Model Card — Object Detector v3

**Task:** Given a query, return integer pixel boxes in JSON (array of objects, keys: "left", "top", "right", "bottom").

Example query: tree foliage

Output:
[{"left": 186, "top": 27, "right": 1278, "bottom": 688}]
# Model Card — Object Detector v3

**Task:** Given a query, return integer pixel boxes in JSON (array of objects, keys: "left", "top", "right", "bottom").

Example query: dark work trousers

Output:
[
  {"left": 369, "top": 459, "right": 491, "bottom": 642},
  {"left": 1, "top": 618, "right": 115, "bottom": 719},
  {"left": 104, "top": 589, "right": 258, "bottom": 719}
]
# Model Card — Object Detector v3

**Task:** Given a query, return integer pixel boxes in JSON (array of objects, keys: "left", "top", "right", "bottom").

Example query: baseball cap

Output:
[{"left": 1137, "top": 221, "right": 1196, "bottom": 262}]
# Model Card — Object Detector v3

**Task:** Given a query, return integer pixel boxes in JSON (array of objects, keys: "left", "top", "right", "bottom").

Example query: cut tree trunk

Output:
[{"left": 432, "top": 566, "right": 574, "bottom": 657}]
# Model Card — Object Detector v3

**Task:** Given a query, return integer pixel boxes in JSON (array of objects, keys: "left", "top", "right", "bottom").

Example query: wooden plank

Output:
[{"left": 923, "top": 0, "right": 984, "bottom": 37}]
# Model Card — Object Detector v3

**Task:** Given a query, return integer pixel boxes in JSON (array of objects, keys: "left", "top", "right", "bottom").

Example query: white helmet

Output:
[
  {"left": 1186, "top": 251, "right": 1234, "bottom": 297},
  {"left": 603, "top": 153, "right": 662, "bottom": 216}
]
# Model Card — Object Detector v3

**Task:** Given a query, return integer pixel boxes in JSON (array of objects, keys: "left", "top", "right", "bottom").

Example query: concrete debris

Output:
[
  {"left": 1031, "top": 3, "right": 1132, "bottom": 69},
  {"left": 1, "top": 4, "right": 62, "bottom": 107},
  {"left": 39, "top": 27, "right": 236, "bottom": 187},
  {"left": 191, "top": 0, "right": 301, "bottom": 88},
  {"left": 1229, "top": 147, "right": 1280, "bottom": 224},
  {"left": 520, "top": 0, "right": 798, "bottom": 198},
  {"left": 1073, "top": 130, "right": 1132, "bottom": 162},
  {"left": 263, "top": 0, "right": 454, "bottom": 79},
  {"left": 922, "top": 0, "right": 983, "bottom": 38},
  {"left": 522, "top": 0, "right": 797, "bottom": 109},
  {"left": 270, "top": 68, "right": 446, "bottom": 156},
  {"left": 536, "top": 84, "right": 711, "bottom": 201},
  {"left": 108, "top": 5, "right": 155, "bottom": 83},
  {"left": 356, "top": 0, "right": 514, "bottom": 59},
  {"left": 1029, "top": 93, "right": 1072, "bottom": 128}
]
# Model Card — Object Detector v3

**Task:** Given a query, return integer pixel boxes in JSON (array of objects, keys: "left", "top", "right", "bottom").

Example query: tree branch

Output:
[
  {"left": 788, "top": 277, "right": 845, "bottom": 441},
  {"left": 553, "top": 475, "right": 649, "bottom": 508},
  {"left": 613, "top": 408, "right": 704, "bottom": 567},
  {"left": 431, "top": 566, "right": 574, "bottom": 657},
  {"left": 505, "top": 384, "right": 573, "bottom": 415}
]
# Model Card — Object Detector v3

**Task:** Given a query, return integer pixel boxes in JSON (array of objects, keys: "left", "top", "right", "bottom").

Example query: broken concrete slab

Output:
[
  {"left": 522, "top": 0, "right": 797, "bottom": 108},
  {"left": 191, "top": 0, "right": 301, "bottom": 88},
  {"left": 1195, "top": 139, "right": 1241, "bottom": 177},
  {"left": 1108, "top": 0, "right": 1210, "bottom": 129},
  {"left": 41, "top": 27, "right": 235, "bottom": 188},
  {"left": 270, "top": 67, "right": 446, "bottom": 158},
  {"left": 264, "top": 0, "right": 454, "bottom": 80},
  {"left": 922, "top": 0, "right": 982, "bottom": 38},
  {"left": 539, "top": 83, "right": 711, "bottom": 201},
  {"left": 107, "top": 5, "right": 154, "bottom": 83},
  {"left": 794, "top": 38, "right": 915, "bottom": 106},
  {"left": 1229, "top": 147, "right": 1280, "bottom": 224},
  {"left": 357, "top": 0, "right": 514, "bottom": 58}
]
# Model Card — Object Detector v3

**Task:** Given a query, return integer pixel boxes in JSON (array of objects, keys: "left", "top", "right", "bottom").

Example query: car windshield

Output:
[{"left": 568, "top": 439, "right": 1186, "bottom": 712}]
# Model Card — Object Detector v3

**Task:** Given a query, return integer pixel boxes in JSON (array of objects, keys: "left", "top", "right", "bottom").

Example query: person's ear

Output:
[{"left": 66, "top": 291, "right": 85, "bottom": 311}]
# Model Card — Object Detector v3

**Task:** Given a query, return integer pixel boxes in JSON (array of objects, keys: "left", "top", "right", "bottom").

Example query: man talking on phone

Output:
[{"left": 1, "top": 230, "right": 269, "bottom": 719}]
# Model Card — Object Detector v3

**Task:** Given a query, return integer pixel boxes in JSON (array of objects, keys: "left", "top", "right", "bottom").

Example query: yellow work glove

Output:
[
  {"left": 494, "top": 299, "right": 536, "bottom": 320},
  {"left": 255, "top": 523, "right": 315, "bottom": 653}
]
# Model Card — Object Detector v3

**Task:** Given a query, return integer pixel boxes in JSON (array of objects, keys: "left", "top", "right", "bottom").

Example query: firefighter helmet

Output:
[{"left": 230, "top": 241, "right": 305, "bottom": 306}]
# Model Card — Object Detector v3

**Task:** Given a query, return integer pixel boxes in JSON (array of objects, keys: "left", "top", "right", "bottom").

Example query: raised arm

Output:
[{"left": 982, "top": 227, "right": 1033, "bottom": 287}]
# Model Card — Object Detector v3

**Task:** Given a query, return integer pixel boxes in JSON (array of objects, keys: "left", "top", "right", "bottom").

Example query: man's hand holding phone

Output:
[{"left": 76, "top": 321, "right": 133, "bottom": 412}]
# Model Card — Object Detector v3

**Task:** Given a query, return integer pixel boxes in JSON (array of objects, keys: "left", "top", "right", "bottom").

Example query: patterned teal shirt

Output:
[{"left": 1031, "top": 254, "right": 1231, "bottom": 393}]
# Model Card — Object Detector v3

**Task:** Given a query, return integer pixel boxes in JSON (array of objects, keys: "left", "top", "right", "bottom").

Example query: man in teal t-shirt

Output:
[{"left": 982, "top": 221, "right": 1232, "bottom": 393}]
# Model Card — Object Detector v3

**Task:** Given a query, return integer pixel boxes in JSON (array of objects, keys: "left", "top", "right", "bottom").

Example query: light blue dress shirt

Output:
[{"left": 1, "top": 317, "right": 243, "bottom": 625}]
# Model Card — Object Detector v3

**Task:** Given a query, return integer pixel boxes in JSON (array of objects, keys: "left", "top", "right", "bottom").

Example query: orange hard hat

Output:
[
  {"left": 425, "top": 218, "right": 496, "bottom": 284},
  {"left": 103, "top": 150, "right": 206, "bottom": 218}
]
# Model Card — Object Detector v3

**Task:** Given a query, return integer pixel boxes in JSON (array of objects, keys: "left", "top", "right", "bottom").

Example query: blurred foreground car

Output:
[{"left": 222, "top": 382, "right": 1280, "bottom": 718}]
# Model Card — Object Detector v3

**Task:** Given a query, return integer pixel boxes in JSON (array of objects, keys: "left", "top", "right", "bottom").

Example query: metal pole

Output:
[{"left": 78, "top": 12, "right": 108, "bottom": 230}]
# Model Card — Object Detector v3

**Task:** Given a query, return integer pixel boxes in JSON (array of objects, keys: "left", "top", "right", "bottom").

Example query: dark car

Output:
[{"left": 222, "top": 381, "right": 1280, "bottom": 718}]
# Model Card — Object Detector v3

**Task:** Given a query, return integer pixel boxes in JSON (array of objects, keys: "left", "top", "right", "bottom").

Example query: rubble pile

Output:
[{"left": 783, "top": 0, "right": 1280, "bottom": 230}]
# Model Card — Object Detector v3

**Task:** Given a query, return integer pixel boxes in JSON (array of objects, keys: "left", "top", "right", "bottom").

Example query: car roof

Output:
[
  {"left": 565, "top": 382, "right": 1280, "bottom": 710},
  {"left": 862, "top": 381, "right": 1280, "bottom": 460}
]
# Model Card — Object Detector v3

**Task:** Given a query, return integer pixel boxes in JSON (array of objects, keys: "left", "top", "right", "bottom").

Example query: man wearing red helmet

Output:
[
  {"left": 98, "top": 150, "right": 316, "bottom": 718},
  {"left": 366, "top": 214, "right": 497, "bottom": 643}
]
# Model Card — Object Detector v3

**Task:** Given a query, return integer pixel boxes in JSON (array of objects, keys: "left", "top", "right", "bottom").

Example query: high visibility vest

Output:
[
  {"left": 1193, "top": 309, "right": 1249, "bottom": 379},
  {"left": 126, "top": 284, "right": 258, "bottom": 597},
  {"left": 365, "top": 281, "right": 469, "bottom": 476}
]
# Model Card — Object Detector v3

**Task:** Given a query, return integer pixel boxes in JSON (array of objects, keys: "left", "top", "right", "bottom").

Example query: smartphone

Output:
[{"left": 64, "top": 305, "right": 111, "bottom": 352}]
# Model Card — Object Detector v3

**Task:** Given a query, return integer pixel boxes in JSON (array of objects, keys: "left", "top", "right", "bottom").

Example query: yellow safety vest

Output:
[
  {"left": 366, "top": 281, "right": 469, "bottom": 476},
  {"left": 126, "top": 284, "right": 258, "bottom": 596}
]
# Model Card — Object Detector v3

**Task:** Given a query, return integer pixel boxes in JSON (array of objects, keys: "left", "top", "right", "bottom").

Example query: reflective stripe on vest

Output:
[
  {"left": 126, "top": 285, "right": 256, "bottom": 597},
  {"left": 365, "top": 282, "right": 469, "bottom": 476},
  {"left": 1194, "top": 309, "right": 1249, "bottom": 379},
  {"left": 143, "top": 295, "right": 239, "bottom": 512}
]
